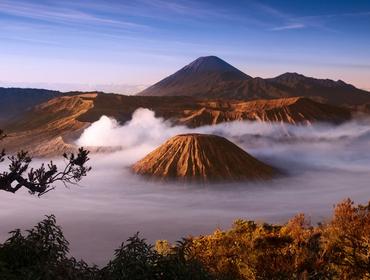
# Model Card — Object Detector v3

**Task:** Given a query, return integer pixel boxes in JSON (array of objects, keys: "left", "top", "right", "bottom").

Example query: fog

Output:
[{"left": 1, "top": 108, "right": 370, "bottom": 265}]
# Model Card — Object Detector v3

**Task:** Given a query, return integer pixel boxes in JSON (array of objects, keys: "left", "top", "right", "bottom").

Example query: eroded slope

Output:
[{"left": 132, "top": 134, "right": 278, "bottom": 182}]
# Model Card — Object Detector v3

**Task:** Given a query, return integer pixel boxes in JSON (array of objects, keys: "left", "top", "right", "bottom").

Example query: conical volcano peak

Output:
[
  {"left": 132, "top": 133, "right": 278, "bottom": 182},
  {"left": 137, "top": 56, "right": 251, "bottom": 97},
  {"left": 182, "top": 56, "right": 243, "bottom": 74}
]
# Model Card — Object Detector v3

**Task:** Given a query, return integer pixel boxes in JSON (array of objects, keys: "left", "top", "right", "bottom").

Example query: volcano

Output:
[
  {"left": 132, "top": 134, "right": 278, "bottom": 182},
  {"left": 138, "top": 56, "right": 370, "bottom": 105},
  {"left": 138, "top": 56, "right": 251, "bottom": 97}
]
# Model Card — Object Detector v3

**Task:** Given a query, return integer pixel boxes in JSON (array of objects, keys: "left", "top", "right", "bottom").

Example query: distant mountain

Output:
[
  {"left": 138, "top": 56, "right": 370, "bottom": 105},
  {"left": 0, "top": 87, "right": 62, "bottom": 123},
  {"left": 139, "top": 56, "right": 251, "bottom": 97},
  {"left": 132, "top": 133, "right": 278, "bottom": 182},
  {"left": 265, "top": 73, "right": 370, "bottom": 105}
]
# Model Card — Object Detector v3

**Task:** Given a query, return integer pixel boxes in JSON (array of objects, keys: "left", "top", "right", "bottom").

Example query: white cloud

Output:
[{"left": 270, "top": 23, "right": 305, "bottom": 31}]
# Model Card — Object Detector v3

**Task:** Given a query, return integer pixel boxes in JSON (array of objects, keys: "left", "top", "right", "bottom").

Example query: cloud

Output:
[
  {"left": 251, "top": 1, "right": 370, "bottom": 33},
  {"left": 270, "top": 23, "right": 305, "bottom": 31},
  {"left": 2, "top": 108, "right": 370, "bottom": 265},
  {"left": 76, "top": 108, "right": 370, "bottom": 169},
  {"left": 76, "top": 108, "right": 190, "bottom": 150},
  {"left": 292, "top": 11, "right": 370, "bottom": 21},
  {"left": 0, "top": 0, "right": 149, "bottom": 30}
]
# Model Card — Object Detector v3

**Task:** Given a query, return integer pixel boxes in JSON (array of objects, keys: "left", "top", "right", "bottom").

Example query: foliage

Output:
[
  {"left": 0, "top": 215, "right": 99, "bottom": 280},
  {"left": 181, "top": 200, "right": 370, "bottom": 280},
  {"left": 101, "top": 233, "right": 159, "bottom": 280},
  {"left": 0, "top": 217, "right": 212, "bottom": 280},
  {"left": 0, "top": 129, "right": 91, "bottom": 196},
  {"left": 0, "top": 199, "right": 369, "bottom": 279}
]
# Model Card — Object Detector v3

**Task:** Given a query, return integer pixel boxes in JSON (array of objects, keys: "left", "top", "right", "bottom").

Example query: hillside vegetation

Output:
[{"left": 0, "top": 199, "right": 369, "bottom": 279}]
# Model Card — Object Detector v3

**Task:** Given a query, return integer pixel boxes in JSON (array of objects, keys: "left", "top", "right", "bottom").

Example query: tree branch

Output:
[{"left": 0, "top": 130, "right": 91, "bottom": 196}]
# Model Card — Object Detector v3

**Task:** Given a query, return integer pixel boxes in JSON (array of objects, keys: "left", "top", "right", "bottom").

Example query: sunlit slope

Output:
[
  {"left": 1, "top": 93, "right": 352, "bottom": 156},
  {"left": 178, "top": 97, "right": 351, "bottom": 127},
  {"left": 77, "top": 94, "right": 351, "bottom": 126},
  {"left": 132, "top": 133, "right": 278, "bottom": 182},
  {"left": 2, "top": 94, "right": 96, "bottom": 156}
]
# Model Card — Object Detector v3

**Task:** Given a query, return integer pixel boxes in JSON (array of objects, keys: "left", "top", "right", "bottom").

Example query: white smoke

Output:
[{"left": 77, "top": 108, "right": 190, "bottom": 149}]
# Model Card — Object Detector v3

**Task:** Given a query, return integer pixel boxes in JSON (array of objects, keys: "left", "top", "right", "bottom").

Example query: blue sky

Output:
[{"left": 0, "top": 0, "right": 369, "bottom": 92}]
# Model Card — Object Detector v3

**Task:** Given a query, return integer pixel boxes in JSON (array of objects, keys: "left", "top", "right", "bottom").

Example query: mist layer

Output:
[{"left": 1, "top": 109, "right": 370, "bottom": 265}]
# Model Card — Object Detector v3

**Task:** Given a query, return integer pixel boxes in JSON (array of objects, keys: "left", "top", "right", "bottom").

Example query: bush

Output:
[{"left": 0, "top": 199, "right": 369, "bottom": 279}]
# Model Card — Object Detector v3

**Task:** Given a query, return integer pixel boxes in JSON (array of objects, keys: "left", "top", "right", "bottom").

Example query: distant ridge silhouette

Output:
[{"left": 138, "top": 56, "right": 370, "bottom": 105}]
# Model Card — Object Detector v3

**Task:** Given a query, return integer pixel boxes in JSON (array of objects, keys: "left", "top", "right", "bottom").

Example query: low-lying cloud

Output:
[
  {"left": 75, "top": 108, "right": 370, "bottom": 172},
  {"left": 77, "top": 108, "right": 189, "bottom": 149},
  {"left": 1, "top": 108, "right": 370, "bottom": 265}
]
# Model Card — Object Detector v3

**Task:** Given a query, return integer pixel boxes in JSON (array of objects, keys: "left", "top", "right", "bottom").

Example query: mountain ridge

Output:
[
  {"left": 138, "top": 56, "right": 370, "bottom": 105},
  {"left": 0, "top": 87, "right": 62, "bottom": 123},
  {"left": 1, "top": 93, "right": 353, "bottom": 156}
]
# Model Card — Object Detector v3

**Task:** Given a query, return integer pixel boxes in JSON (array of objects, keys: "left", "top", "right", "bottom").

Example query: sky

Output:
[{"left": 0, "top": 0, "right": 369, "bottom": 92}]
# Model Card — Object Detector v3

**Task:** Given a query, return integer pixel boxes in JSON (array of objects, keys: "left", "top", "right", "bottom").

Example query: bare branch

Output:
[{"left": 0, "top": 129, "right": 91, "bottom": 196}]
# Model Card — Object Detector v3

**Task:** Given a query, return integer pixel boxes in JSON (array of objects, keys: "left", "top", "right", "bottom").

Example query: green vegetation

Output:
[{"left": 0, "top": 199, "right": 369, "bottom": 280}]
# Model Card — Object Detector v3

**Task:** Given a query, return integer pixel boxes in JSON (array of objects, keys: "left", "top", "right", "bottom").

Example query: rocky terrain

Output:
[
  {"left": 178, "top": 96, "right": 351, "bottom": 127},
  {"left": 132, "top": 133, "right": 278, "bottom": 182},
  {"left": 0, "top": 93, "right": 353, "bottom": 156},
  {"left": 1, "top": 93, "right": 96, "bottom": 156}
]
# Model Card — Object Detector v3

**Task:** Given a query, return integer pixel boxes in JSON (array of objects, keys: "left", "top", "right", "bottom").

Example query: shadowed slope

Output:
[
  {"left": 132, "top": 134, "right": 278, "bottom": 182},
  {"left": 138, "top": 56, "right": 251, "bottom": 97},
  {"left": 0, "top": 87, "right": 62, "bottom": 123},
  {"left": 138, "top": 56, "right": 370, "bottom": 105},
  {"left": 265, "top": 72, "right": 370, "bottom": 105}
]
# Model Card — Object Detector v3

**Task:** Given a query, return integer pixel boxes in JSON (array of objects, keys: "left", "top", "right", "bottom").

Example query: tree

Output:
[
  {"left": 0, "top": 129, "right": 91, "bottom": 196},
  {"left": 321, "top": 199, "right": 370, "bottom": 279},
  {"left": 101, "top": 233, "right": 159, "bottom": 280},
  {"left": 0, "top": 215, "right": 99, "bottom": 280}
]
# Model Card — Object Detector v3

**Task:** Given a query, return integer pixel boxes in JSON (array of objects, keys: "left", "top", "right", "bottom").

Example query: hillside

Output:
[
  {"left": 138, "top": 56, "right": 370, "bottom": 105},
  {"left": 265, "top": 72, "right": 370, "bottom": 105},
  {"left": 132, "top": 134, "right": 278, "bottom": 182},
  {"left": 178, "top": 97, "right": 351, "bottom": 127},
  {"left": 77, "top": 94, "right": 351, "bottom": 126},
  {"left": 1, "top": 93, "right": 96, "bottom": 156},
  {"left": 0, "top": 87, "right": 62, "bottom": 123},
  {"left": 1, "top": 93, "right": 352, "bottom": 156}
]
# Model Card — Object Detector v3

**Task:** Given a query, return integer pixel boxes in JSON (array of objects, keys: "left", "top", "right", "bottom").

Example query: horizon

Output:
[{"left": 0, "top": 0, "right": 370, "bottom": 92}]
